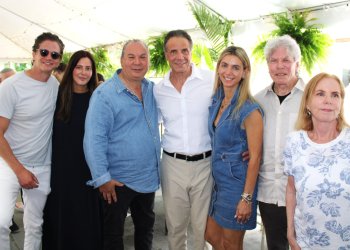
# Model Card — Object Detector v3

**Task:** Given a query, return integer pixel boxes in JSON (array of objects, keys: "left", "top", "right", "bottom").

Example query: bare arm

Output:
[
  {"left": 0, "top": 116, "right": 38, "bottom": 189},
  {"left": 235, "top": 109, "right": 263, "bottom": 223},
  {"left": 286, "top": 176, "right": 301, "bottom": 250}
]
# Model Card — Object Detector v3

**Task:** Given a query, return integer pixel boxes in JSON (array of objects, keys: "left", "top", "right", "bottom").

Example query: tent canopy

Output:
[{"left": 0, "top": 0, "right": 349, "bottom": 62}]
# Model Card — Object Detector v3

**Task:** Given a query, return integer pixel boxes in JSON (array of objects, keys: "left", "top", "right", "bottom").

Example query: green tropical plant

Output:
[
  {"left": 61, "top": 52, "right": 72, "bottom": 64},
  {"left": 14, "top": 62, "right": 30, "bottom": 72},
  {"left": 192, "top": 44, "right": 214, "bottom": 70},
  {"left": 252, "top": 11, "right": 333, "bottom": 74},
  {"left": 189, "top": 1, "right": 234, "bottom": 60},
  {"left": 89, "top": 46, "right": 115, "bottom": 78},
  {"left": 147, "top": 33, "right": 169, "bottom": 76}
]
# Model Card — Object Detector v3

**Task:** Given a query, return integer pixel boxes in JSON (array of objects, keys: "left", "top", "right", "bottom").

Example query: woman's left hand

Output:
[{"left": 235, "top": 200, "right": 252, "bottom": 224}]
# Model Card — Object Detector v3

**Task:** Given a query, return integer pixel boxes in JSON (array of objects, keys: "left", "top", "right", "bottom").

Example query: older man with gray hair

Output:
[
  {"left": 84, "top": 39, "right": 160, "bottom": 250},
  {"left": 255, "top": 35, "right": 305, "bottom": 250}
]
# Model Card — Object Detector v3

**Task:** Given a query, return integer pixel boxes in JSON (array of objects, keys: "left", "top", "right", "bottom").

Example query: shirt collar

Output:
[
  {"left": 112, "top": 68, "right": 150, "bottom": 94},
  {"left": 264, "top": 78, "right": 305, "bottom": 96},
  {"left": 163, "top": 63, "right": 203, "bottom": 87}
]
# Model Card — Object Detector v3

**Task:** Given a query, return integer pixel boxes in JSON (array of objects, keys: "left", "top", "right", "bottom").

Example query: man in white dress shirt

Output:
[{"left": 154, "top": 30, "right": 214, "bottom": 250}]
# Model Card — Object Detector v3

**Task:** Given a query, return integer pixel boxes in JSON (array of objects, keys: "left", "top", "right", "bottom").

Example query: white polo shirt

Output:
[
  {"left": 255, "top": 79, "right": 304, "bottom": 206},
  {"left": 154, "top": 64, "right": 214, "bottom": 155}
]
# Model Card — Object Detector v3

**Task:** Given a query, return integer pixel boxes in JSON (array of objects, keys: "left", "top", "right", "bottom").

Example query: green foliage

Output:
[
  {"left": 89, "top": 46, "right": 115, "bottom": 78},
  {"left": 189, "top": 2, "right": 234, "bottom": 60},
  {"left": 147, "top": 33, "right": 169, "bottom": 76},
  {"left": 192, "top": 44, "right": 215, "bottom": 70},
  {"left": 252, "top": 11, "right": 333, "bottom": 74},
  {"left": 14, "top": 63, "right": 30, "bottom": 72},
  {"left": 61, "top": 52, "right": 72, "bottom": 64}
]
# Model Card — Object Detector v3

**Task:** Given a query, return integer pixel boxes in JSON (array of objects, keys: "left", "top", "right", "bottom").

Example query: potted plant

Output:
[{"left": 252, "top": 11, "right": 332, "bottom": 74}]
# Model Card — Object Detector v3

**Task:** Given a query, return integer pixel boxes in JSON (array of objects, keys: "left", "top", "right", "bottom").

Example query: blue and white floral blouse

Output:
[{"left": 284, "top": 128, "right": 350, "bottom": 250}]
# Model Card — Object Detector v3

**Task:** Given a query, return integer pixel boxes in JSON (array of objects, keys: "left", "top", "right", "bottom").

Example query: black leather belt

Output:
[{"left": 163, "top": 150, "right": 212, "bottom": 162}]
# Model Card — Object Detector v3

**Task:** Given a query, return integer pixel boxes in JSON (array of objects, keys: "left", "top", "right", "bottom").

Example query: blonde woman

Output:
[
  {"left": 284, "top": 73, "right": 350, "bottom": 249},
  {"left": 205, "top": 46, "right": 263, "bottom": 250}
]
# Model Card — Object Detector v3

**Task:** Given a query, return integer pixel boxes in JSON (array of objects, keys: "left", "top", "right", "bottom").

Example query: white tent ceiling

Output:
[{"left": 1, "top": 0, "right": 349, "bottom": 62}]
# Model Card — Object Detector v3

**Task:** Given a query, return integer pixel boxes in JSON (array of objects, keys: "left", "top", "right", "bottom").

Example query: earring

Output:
[{"left": 306, "top": 109, "right": 311, "bottom": 116}]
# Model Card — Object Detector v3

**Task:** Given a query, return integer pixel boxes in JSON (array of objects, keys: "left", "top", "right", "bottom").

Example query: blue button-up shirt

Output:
[{"left": 83, "top": 69, "right": 160, "bottom": 193}]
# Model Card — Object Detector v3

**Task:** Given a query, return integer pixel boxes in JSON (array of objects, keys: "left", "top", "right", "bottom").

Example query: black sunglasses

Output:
[{"left": 37, "top": 49, "right": 61, "bottom": 60}]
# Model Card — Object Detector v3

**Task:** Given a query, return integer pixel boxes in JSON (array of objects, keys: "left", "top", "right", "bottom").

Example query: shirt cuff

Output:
[{"left": 86, "top": 172, "right": 111, "bottom": 188}]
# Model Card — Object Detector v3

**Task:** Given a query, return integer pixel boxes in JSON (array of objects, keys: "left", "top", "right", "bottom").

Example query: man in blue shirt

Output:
[{"left": 84, "top": 39, "right": 160, "bottom": 250}]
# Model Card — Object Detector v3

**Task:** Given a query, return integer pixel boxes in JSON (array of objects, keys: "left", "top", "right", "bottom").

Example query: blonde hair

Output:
[
  {"left": 213, "top": 46, "right": 255, "bottom": 114},
  {"left": 295, "top": 72, "right": 348, "bottom": 131}
]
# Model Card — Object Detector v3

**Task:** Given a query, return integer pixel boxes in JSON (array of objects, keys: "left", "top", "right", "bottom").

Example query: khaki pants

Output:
[{"left": 161, "top": 154, "right": 213, "bottom": 250}]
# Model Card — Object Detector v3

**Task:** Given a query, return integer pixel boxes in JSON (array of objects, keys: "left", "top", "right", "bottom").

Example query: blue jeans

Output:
[{"left": 101, "top": 185, "right": 155, "bottom": 250}]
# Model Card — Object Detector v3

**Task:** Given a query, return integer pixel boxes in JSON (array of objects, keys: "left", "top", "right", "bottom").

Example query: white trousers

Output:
[
  {"left": 0, "top": 158, "right": 50, "bottom": 250},
  {"left": 161, "top": 154, "right": 213, "bottom": 250}
]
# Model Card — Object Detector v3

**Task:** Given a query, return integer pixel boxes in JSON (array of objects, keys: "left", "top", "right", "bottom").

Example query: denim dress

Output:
[{"left": 208, "top": 86, "right": 262, "bottom": 230}]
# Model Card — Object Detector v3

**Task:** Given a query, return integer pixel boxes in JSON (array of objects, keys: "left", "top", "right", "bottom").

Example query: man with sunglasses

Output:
[{"left": 0, "top": 32, "right": 64, "bottom": 250}]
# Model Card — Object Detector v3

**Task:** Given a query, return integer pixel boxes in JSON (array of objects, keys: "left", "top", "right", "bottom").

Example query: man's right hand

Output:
[
  {"left": 99, "top": 180, "right": 124, "bottom": 204},
  {"left": 17, "top": 168, "right": 39, "bottom": 189}
]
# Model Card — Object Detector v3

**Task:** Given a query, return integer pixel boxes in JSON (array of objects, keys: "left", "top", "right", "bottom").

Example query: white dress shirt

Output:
[
  {"left": 254, "top": 79, "right": 304, "bottom": 206},
  {"left": 154, "top": 64, "right": 214, "bottom": 155}
]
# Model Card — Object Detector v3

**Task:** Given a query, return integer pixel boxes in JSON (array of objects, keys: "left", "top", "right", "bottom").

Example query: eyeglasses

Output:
[{"left": 37, "top": 49, "right": 61, "bottom": 60}]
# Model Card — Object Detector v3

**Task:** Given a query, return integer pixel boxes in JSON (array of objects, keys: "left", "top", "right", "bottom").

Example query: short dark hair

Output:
[
  {"left": 97, "top": 73, "right": 105, "bottom": 82},
  {"left": 54, "top": 62, "right": 67, "bottom": 73},
  {"left": 164, "top": 30, "right": 193, "bottom": 51},
  {"left": 32, "top": 32, "right": 65, "bottom": 54}
]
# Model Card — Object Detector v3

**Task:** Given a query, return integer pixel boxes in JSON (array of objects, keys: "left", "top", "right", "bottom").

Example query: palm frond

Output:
[
  {"left": 192, "top": 44, "right": 215, "bottom": 70},
  {"left": 89, "top": 47, "right": 115, "bottom": 78},
  {"left": 189, "top": 2, "right": 234, "bottom": 58}
]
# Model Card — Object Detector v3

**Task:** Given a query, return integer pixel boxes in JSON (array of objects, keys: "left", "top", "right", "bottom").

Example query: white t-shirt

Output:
[
  {"left": 0, "top": 72, "right": 58, "bottom": 167},
  {"left": 284, "top": 128, "right": 350, "bottom": 249},
  {"left": 153, "top": 64, "right": 214, "bottom": 155}
]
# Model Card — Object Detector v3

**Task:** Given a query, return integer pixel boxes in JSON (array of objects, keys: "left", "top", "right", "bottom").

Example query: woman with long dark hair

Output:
[{"left": 42, "top": 50, "right": 101, "bottom": 250}]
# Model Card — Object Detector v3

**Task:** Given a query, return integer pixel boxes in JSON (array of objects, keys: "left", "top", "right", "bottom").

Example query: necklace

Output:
[{"left": 220, "top": 99, "right": 230, "bottom": 110}]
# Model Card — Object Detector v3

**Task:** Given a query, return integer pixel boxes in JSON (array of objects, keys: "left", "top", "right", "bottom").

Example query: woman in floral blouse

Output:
[{"left": 284, "top": 72, "right": 350, "bottom": 250}]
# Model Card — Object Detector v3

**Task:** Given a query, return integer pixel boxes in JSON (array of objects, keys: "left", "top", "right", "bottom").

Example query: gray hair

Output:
[
  {"left": 0, "top": 68, "right": 15, "bottom": 74},
  {"left": 264, "top": 35, "right": 301, "bottom": 62},
  {"left": 121, "top": 39, "right": 149, "bottom": 58}
]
